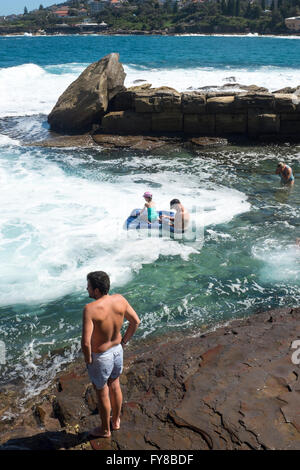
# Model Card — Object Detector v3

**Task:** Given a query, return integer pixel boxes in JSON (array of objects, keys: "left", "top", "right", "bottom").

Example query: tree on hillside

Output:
[
  {"left": 271, "top": 8, "right": 283, "bottom": 22},
  {"left": 39, "top": 4, "right": 44, "bottom": 9},
  {"left": 245, "top": 1, "right": 252, "bottom": 17},
  {"left": 227, "top": 0, "right": 235, "bottom": 15},
  {"left": 244, "top": 0, "right": 262, "bottom": 18},
  {"left": 24, "top": 6, "right": 28, "bottom": 14},
  {"left": 164, "top": 0, "right": 173, "bottom": 14},
  {"left": 221, "top": 0, "right": 227, "bottom": 14}
]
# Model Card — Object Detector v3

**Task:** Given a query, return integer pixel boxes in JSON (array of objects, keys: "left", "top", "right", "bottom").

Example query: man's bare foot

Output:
[
  {"left": 111, "top": 418, "right": 120, "bottom": 431},
  {"left": 89, "top": 426, "right": 111, "bottom": 438}
]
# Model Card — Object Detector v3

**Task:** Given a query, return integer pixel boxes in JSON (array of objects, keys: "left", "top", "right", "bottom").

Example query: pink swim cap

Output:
[{"left": 143, "top": 191, "right": 152, "bottom": 198}]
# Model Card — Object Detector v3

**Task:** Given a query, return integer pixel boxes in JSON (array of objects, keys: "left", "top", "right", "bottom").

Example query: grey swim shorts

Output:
[{"left": 87, "top": 344, "right": 123, "bottom": 390}]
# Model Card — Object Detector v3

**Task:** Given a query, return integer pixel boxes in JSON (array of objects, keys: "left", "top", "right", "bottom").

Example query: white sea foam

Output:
[
  {"left": 14, "top": 337, "right": 81, "bottom": 402},
  {"left": 175, "top": 33, "right": 300, "bottom": 39},
  {"left": 124, "top": 64, "right": 300, "bottom": 92},
  {"left": 2, "top": 33, "right": 300, "bottom": 39},
  {"left": 253, "top": 241, "right": 300, "bottom": 283},
  {"left": 0, "top": 63, "right": 82, "bottom": 118},
  {"left": 0, "top": 150, "right": 249, "bottom": 306},
  {"left": 0, "top": 134, "right": 20, "bottom": 147}
]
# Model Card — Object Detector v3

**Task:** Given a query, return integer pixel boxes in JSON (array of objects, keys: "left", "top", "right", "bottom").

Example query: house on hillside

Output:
[
  {"left": 285, "top": 16, "right": 300, "bottom": 31},
  {"left": 53, "top": 6, "right": 70, "bottom": 18},
  {"left": 110, "top": 0, "right": 123, "bottom": 7},
  {"left": 74, "top": 18, "right": 108, "bottom": 31}
]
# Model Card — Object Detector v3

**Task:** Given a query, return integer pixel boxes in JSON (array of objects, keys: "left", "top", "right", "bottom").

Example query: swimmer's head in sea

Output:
[{"left": 143, "top": 191, "right": 152, "bottom": 199}]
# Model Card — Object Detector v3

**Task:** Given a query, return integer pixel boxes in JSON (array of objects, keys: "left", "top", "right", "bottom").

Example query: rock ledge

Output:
[{"left": 1, "top": 307, "right": 299, "bottom": 450}]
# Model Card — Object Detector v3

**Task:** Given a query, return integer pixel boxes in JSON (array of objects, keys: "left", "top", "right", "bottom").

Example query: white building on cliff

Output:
[{"left": 285, "top": 16, "right": 300, "bottom": 31}]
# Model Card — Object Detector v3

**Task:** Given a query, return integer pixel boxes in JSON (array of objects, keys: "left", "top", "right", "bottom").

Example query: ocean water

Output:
[{"left": 0, "top": 35, "right": 299, "bottom": 405}]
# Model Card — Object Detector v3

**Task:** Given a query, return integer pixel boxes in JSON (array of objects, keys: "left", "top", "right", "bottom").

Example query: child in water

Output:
[{"left": 139, "top": 191, "right": 159, "bottom": 223}]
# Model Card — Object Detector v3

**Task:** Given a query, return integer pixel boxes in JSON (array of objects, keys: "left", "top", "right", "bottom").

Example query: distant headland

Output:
[{"left": 1, "top": 0, "right": 300, "bottom": 36}]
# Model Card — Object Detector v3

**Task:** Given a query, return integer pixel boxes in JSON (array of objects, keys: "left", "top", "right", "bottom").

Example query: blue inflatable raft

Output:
[{"left": 124, "top": 209, "right": 175, "bottom": 232}]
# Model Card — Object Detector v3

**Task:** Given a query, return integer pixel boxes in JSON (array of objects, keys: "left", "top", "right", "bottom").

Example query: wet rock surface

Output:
[
  {"left": 28, "top": 133, "right": 97, "bottom": 148},
  {"left": 0, "top": 307, "right": 299, "bottom": 450},
  {"left": 30, "top": 133, "right": 228, "bottom": 151}
]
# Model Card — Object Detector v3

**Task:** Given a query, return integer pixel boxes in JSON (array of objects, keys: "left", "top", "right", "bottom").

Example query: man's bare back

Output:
[
  {"left": 82, "top": 274, "right": 140, "bottom": 364},
  {"left": 85, "top": 294, "right": 131, "bottom": 354},
  {"left": 160, "top": 199, "right": 190, "bottom": 233},
  {"left": 174, "top": 206, "right": 190, "bottom": 232}
]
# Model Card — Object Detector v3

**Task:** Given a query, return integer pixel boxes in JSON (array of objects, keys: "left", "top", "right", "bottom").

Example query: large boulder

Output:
[{"left": 48, "top": 53, "right": 126, "bottom": 132}]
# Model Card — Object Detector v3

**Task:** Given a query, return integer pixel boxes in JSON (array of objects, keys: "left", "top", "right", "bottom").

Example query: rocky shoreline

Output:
[
  {"left": 42, "top": 53, "right": 300, "bottom": 146},
  {"left": 1, "top": 306, "right": 299, "bottom": 450},
  {"left": 1, "top": 31, "right": 300, "bottom": 37},
  {"left": 29, "top": 132, "right": 229, "bottom": 152}
]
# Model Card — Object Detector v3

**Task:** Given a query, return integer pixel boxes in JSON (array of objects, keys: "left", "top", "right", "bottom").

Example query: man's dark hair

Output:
[
  {"left": 170, "top": 198, "right": 180, "bottom": 207},
  {"left": 87, "top": 271, "right": 110, "bottom": 295}
]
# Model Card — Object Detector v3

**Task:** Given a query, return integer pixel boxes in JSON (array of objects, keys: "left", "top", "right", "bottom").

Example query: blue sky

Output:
[{"left": 0, "top": 1, "right": 58, "bottom": 16}]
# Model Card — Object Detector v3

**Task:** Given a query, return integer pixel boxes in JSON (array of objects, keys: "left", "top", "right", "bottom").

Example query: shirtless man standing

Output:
[{"left": 81, "top": 271, "right": 141, "bottom": 438}]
